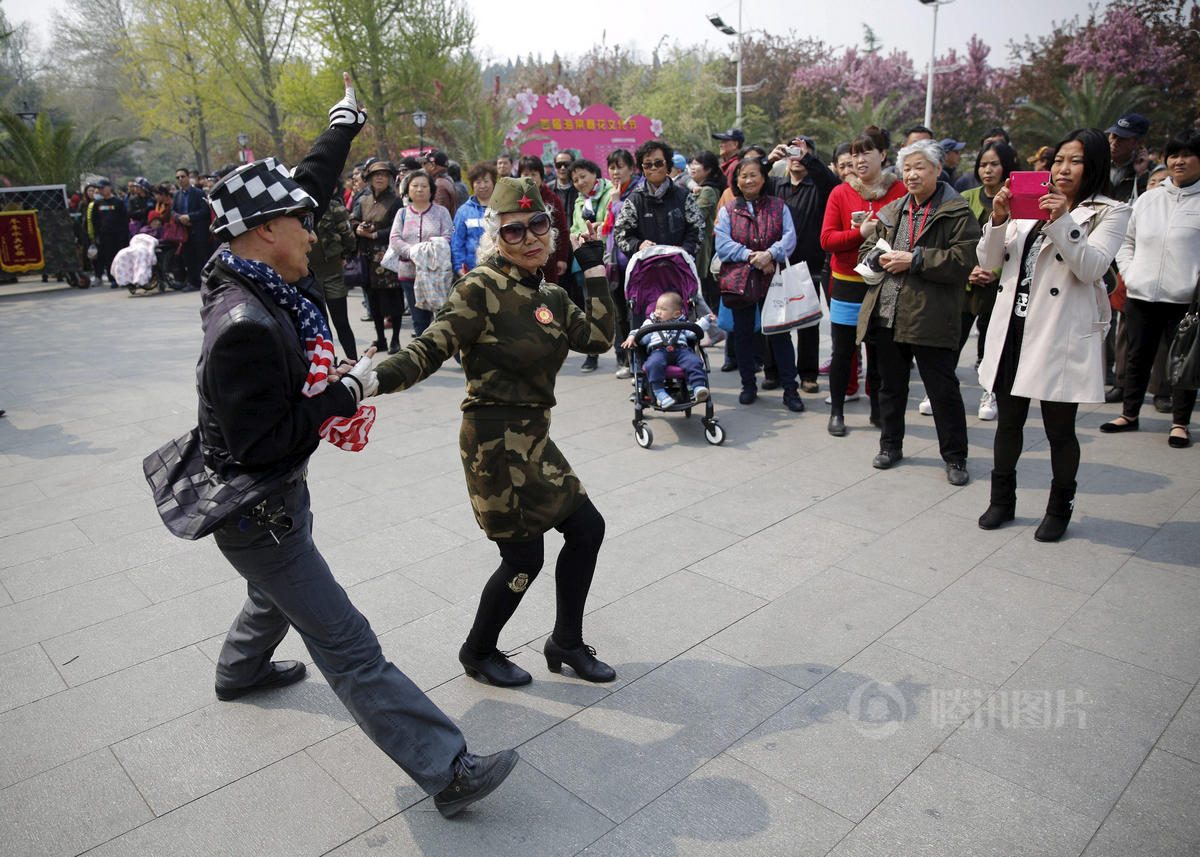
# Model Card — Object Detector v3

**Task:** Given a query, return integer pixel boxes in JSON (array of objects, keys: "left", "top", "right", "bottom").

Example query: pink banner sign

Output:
[{"left": 507, "top": 87, "right": 663, "bottom": 166}]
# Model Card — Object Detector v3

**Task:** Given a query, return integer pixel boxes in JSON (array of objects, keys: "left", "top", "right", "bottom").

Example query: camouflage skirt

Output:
[{"left": 459, "top": 410, "right": 587, "bottom": 541}]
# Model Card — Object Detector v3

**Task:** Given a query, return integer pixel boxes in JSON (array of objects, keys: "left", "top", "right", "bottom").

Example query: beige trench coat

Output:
[{"left": 977, "top": 194, "right": 1131, "bottom": 404}]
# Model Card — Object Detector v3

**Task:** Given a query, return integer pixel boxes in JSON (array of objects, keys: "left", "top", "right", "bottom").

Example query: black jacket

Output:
[
  {"left": 768, "top": 153, "right": 839, "bottom": 272},
  {"left": 196, "top": 124, "right": 359, "bottom": 484},
  {"left": 613, "top": 180, "right": 701, "bottom": 257}
]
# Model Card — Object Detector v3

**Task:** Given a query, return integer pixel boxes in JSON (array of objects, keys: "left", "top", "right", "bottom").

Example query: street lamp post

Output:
[
  {"left": 707, "top": 2, "right": 743, "bottom": 128},
  {"left": 237, "top": 132, "right": 250, "bottom": 163},
  {"left": 412, "top": 110, "right": 427, "bottom": 156},
  {"left": 16, "top": 101, "right": 38, "bottom": 129},
  {"left": 919, "top": 0, "right": 953, "bottom": 129}
]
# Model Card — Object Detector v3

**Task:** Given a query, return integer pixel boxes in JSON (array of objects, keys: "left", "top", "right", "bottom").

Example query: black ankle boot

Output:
[
  {"left": 543, "top": 637, "right": 616, "bottom": 682},
  {"left": 1034, "top": 481, "right": 1075, "bottom": 543},
  {"left": 978, "top": 471, "right": 1017, "bottom": 530},
  {"left": 458, "top": 644, "right": 532, "bottom": 686}
]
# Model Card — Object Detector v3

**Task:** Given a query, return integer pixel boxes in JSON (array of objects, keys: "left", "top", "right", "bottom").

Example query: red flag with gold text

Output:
[{"left": 0, "top": 211, "right": 45, "bottom": 272}]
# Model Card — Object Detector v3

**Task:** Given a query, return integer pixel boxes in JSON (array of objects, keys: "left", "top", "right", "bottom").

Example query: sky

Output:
[{"left": 7, "top": 0, "right": 1105, "bottom": 74}]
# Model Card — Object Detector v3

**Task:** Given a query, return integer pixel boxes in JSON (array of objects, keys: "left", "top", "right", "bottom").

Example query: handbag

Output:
[
  {"left": 1167, "top": 276, "right": 1200, "bottom": 390},
  {"left": 343, "top": 253, "right": 368, "bottom": 288},
  {"left": 142, "top": 427, "right": 303, "bottom": 540},
  {"left": 162, "top": 220, "right": 188, "bottom": 244},
  {"left": 761, "top": 261, "right": 823, "bottom": 335},
  {"left": 717, "top": 296, "right": 760, "bottom": 333},
  {"left": 380, "top": 245, "right": 401, "bottom": 273}
]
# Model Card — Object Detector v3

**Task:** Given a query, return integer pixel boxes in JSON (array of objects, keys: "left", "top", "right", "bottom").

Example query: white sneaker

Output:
[
  {"left": 693, "top": 386, "right": 709, "bottom": 402},
  {"left": 615, "top": 366, "right": 632, "bottom": 379},
  {"left": 918, "top": 396, "right": 933, "bottom": 415},
  {"left": 978, "top": 391, "right": 997, "bottom": 421},
  {"left": 824, "top": 392, "right": 861, "bottom": 405}
]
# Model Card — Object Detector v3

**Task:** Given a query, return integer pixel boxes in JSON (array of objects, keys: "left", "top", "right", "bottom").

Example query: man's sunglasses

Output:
[
  {"left": 289, "top": 212, "right": 315, "bottom": 232},
  {"left": 641, "top": 159, "right": 667, "bottom": 170},
  {"left": 499, "top": 212, "right": 551, "bottom": 244},
  {"left": 554, "top": 161, "right": 574, "bottom": 169}
]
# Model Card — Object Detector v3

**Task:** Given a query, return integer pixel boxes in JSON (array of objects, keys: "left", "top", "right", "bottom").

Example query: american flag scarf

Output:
[{"left": 222, "top": 252, "right": 375, "bottom": 451}]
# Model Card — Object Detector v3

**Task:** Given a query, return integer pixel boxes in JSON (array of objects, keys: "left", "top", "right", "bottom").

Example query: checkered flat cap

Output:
[{"left": 209, "top": 158, "right": 317, "bottom": 240}]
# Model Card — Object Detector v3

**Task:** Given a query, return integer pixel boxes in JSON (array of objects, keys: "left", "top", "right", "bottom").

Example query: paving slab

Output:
[
  {"left": 3, "top": 285, "right": 1200, "bottom": 855},
  {"left": 520, "top": 645, "right": 799, "bottom": 824},
  {"left": 1054, "top": 559, "right": 1200, "bottom": 683},
  {"left": 579, "top": 753, "right": 852, "bottom": 857},
  {"left": 81, "top": 753, "right": 375, "bottom": 857},
  {"left": 730, "top": 641, "right": 989, "bottom": 822},
  {"left": 1081, "top": 749, "right": 1200, "bottom": 857},
  {"left": 827, "top": 752, "right": 1097, "bottom": 857},
  {"left": 706, "top": 566, "right": 926, "bottom": 689},
  {"left": 942, "top": 638, "right": 1189, "bottom": 820},
  {"left": 881, "top": 564, "right": 1087, "bottom": 685},
  {"left": 0, "top": 644, "right": 66, "bottom": 714},
  {"left": 325, "top": 761, "right": 614, "bottom": 857},
  {"left": 0, "top": 749, "right": 153, "bottom": 857}
]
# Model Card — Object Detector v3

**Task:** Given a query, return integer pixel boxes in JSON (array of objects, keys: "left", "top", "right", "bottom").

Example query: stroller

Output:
[{"left": 623, "top": 246, "right": 725, "bottom": 448}]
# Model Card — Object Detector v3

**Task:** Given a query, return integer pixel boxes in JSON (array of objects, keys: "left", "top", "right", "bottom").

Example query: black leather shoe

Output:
[
  {"left": 738, "top": 387, "right": 757, "bottom": 405},
  {"left": 946, "top": 460, "right": 970, "bottom": 486},
  {"left": 215, "top": 661, "right": 307, "bottom": 701},
  {"left": 720, "top": 361, "right": 738, "bottom": 372},
  {"left": 435, "top": 749, "right": 519, "bottom": 818},
  {"left": 872, "top": 449, "right": 903, "bottom": 469},
  {"left": 827, "top": 414, "right": 846, "bottom": 437},
  {"left": 580, "top": 354, "right": 598, "bottom": 372},
  {"left": 1104, "top": 386, "right": 1124, "bottom": 403},
  {"left": 783, "top": 388, "right": 805, "bottom": 412},
  {"left": 544, "top": 638, "right": 616, "bottom": 682},
  {"left": 762, "top": 375, "right": 781, "bottom": 390},
  {"left": 459, "top": 645, "right": 532, "bottom": 687}
]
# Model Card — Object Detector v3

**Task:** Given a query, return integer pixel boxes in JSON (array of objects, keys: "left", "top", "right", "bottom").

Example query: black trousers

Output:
[
  {"left": 1121, "top": 298, "right": 1197, "bottom": 425},
  {"left": 465, "top": 499, "right": 604, "bottom": 656},
  {"left": 325, "top": 296, "right": 358, "bottom": 361},
  {"left": 993, "top": 391, "right": 1080, "bottom": 488},
  {"left": 873, "top": 324, "right": 968, "bottom": 462}
]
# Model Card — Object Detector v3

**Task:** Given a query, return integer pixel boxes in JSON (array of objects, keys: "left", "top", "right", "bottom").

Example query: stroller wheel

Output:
[
  {"left": 684, "top": 408, "right": 692, "bottom": 418},
  {"left": 634, "top": 423, "right": 654, "bottom": 449},
  {"left": 704, "top": 421, "right": 726, "bottom": 446}
]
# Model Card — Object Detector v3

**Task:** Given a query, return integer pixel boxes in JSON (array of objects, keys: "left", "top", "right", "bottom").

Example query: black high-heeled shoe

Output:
[
  {"left": 458, "top": 645, "right": 531, "bottom": 687},
  {"left": 543, "top": 638, "right": 616, "bottom": 683}
]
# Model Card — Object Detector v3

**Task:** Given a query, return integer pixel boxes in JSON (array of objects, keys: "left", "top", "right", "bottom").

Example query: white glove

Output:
[
  {"left": 329, "top": 72, "right": 366, "bottom": 130},
  {"left": 339, "top": 355, "right": 378, "bottom": 403}
]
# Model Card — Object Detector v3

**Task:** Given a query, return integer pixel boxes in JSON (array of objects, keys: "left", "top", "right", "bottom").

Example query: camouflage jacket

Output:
[
  {"left": 375, "top": 254, "right": 614, "bottom": 413},
  {"left": 308, "top": 193, "right": 356, "bottom": 268}
]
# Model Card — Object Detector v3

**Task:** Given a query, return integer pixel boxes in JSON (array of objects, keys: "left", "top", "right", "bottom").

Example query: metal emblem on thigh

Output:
[{"left": 508, "top": 572, "right": 530, "bottom": 593}]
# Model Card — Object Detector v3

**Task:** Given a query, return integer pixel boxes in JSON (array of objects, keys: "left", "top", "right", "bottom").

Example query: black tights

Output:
[
  {"left": 994, "top": 390, "right": 1080, "bottom": 488},
  {"left": 325, "top": 296, "right": 358, "bottom": 361},
  {"left": 464, "top": 499, "right": 605, "bottom": 656},
  {"left": 371, "top": 289, "right": 406, "bottom": 348}
]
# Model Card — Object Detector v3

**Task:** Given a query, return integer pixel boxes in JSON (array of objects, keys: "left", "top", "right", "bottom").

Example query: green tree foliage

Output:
[
  {"left": 1015, "top": 73, "right": 1157, "bottom": 143},
  {"left": 0, "top": 109, "right": 141, "bottom": 185},
  {"left": 303, "top": 0, "right": 475, "bottom": 160},
  {"left": 616, "top": 46, "right": 730, "bottom": 156}
]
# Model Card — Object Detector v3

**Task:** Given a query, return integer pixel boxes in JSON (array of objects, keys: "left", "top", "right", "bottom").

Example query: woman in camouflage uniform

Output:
[
  {"left": 308, "top": 183, "right": 360, "bottom": 360},
  {"left": 375, "top": 177, "right": 616, "bottom": 687}
]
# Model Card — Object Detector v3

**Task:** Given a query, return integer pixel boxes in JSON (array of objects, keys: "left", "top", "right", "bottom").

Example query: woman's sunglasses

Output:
[{"left": 499, "top": 212, "right": 551, "bottom": 244}]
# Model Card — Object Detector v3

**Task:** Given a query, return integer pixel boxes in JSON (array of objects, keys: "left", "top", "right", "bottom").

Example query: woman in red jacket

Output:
[{"left": 820, "top": 126, "right": 906, "bottom": 436}]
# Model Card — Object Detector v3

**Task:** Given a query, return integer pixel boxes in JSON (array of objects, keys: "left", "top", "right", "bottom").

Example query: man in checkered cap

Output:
[{"left": 197, "top": 73, "right": 518, "bottom": 818}]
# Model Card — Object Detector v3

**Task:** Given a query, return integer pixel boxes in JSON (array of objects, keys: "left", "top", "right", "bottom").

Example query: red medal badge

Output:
[{"left": 535, "top": 306, "right": 553, "bottom": 324}]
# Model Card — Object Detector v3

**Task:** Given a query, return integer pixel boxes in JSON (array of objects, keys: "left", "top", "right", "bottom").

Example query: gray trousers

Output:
[{"left": 215, "top": 481, "right": 465, "bottom": 794}]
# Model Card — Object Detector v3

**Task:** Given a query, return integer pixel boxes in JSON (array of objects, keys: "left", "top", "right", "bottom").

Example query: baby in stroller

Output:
[{"left": 622, "top": 291, "right": 710, "bottom": 407}]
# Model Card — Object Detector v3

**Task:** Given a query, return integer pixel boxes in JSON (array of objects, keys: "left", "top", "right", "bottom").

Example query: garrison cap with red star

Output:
[{"left": 489, "top": 176, "right": 547, "bottom": 215}]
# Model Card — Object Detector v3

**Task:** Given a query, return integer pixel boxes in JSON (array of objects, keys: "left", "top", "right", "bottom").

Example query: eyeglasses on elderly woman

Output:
[{"left": 498, "top": 212, "right": 552, "bottom": 244}]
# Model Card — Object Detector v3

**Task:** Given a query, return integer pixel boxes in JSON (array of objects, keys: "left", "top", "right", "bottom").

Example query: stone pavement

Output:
[{"left": 1, "top": 281, "right": 1198, "bottom": 857}]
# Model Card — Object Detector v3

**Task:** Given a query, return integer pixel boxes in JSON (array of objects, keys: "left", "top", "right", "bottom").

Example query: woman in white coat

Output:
[{"left": 975, "top": 129, "right": 1131, "bottom": 541}]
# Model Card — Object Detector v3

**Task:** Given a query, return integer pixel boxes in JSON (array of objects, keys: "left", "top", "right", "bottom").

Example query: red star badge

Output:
[{"left": 518, "top": 194, "right": 533, "bottom": 210}]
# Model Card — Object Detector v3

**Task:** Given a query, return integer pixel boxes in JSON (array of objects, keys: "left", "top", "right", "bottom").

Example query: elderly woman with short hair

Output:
[
  {"left": 857, "top": 138, "right": 981, "bottom": 484},
  {"left": 374, "top": 178, "right": 617, "bottom": 688}
]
